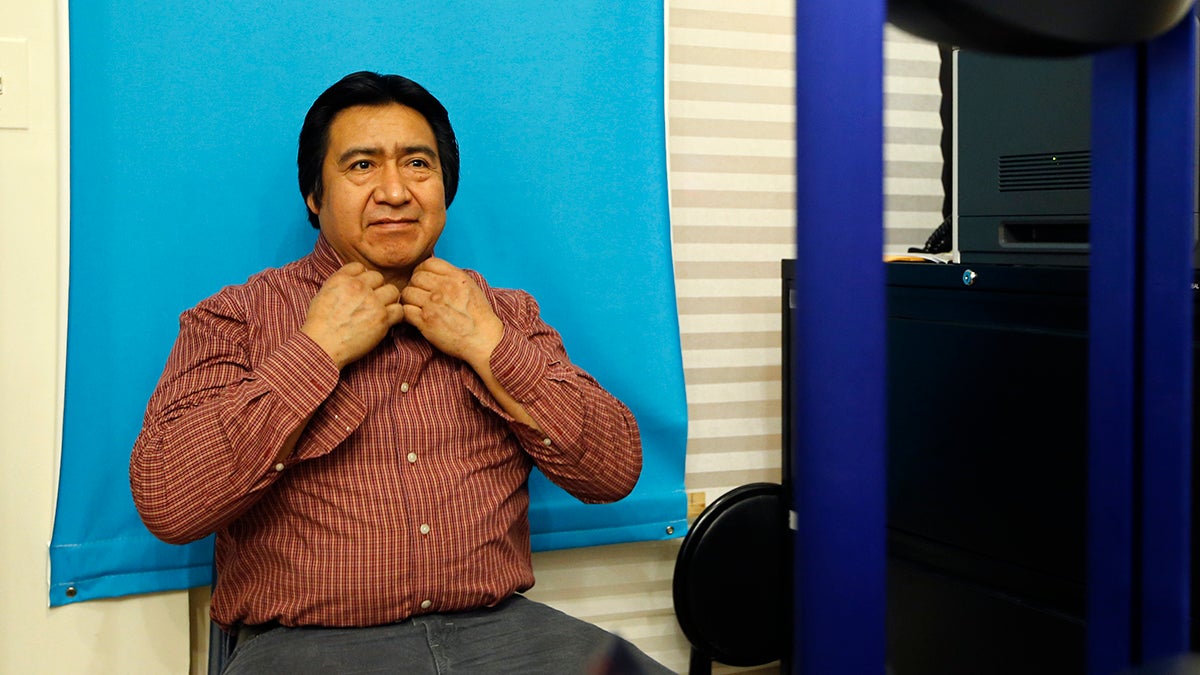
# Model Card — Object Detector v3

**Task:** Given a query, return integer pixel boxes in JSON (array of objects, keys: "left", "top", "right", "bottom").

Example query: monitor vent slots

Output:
[{"left": 996, "top": 150, "right": 1090, "bottom": 192}]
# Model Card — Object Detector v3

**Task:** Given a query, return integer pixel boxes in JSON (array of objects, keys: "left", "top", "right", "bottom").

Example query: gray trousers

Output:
[{"left": 222, "top": 595, "right": 674, "bottom": 674}]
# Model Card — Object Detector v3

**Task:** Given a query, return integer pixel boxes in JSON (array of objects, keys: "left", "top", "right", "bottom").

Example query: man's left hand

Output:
[{"left": 401, "top": 257, "right": 504, "bottom": 369}]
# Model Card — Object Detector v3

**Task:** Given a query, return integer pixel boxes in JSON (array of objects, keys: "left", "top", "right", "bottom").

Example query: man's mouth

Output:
[{"left": 369, "top": 217, "right": 417, "bottom": 227}]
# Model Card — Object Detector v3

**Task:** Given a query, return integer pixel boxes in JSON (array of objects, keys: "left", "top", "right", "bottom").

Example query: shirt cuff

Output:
[
  {"left": 254, "top": 331, "right": 340, "bottom": 420},
  {"left": 487, "top": 324, "right": 550, "bottom": 404}
]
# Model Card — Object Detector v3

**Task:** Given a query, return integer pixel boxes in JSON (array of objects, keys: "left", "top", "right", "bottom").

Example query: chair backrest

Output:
[{"left": 672, "top": 482, "right": 787, "bottom": 673}]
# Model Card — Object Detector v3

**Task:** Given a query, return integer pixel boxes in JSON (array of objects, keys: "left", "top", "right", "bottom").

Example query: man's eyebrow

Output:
[
  {"left": 336, "top": 146, "right": 382, "bottom": 165},
  {"left": 400, "top": 144, "right": 439, "bottom": 160},
  {"left": 335, "top": 144, "right": 438, "bottom": 165}
]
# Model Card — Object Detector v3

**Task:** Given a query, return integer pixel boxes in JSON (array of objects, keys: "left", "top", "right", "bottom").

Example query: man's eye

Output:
[
  {"left": 410, "top": 159, "right": 429, "bottom": 168},
  {"left": 352, "top": 160, "right": 372, "bottom": 170}
]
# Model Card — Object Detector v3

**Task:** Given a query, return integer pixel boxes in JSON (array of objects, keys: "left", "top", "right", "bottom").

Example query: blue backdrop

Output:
[{"left": 49, "top": 0, "right": 686, "bottom": 606}]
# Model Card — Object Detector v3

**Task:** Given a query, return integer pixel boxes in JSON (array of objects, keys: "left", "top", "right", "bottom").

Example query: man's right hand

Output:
[{"left": 301, "top": 263, "right": 405, "bottom": 369}]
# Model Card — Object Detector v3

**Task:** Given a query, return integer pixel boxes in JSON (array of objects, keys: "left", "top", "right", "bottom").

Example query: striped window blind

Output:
[{"left": 669, "top": 2, "right": 943, "bottom": 513}]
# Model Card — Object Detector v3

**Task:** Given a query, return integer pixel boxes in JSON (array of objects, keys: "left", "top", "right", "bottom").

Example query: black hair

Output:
[{"left": 297, "top": 71, "right": 460, "bottom": 228}]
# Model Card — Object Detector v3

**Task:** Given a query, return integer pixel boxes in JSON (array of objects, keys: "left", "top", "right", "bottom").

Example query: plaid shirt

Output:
[{"left": 130, "top": 236, "right": 641, "bottom": 629}]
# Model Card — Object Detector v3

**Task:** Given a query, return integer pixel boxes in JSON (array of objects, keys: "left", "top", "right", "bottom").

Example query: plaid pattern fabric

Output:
[{"left": 130, "top": 236, "right": 641, "bottom": 629}]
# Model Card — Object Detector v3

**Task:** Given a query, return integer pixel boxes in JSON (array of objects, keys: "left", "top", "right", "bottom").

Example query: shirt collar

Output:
[{"left": 310, "top": 233, "right": 344, "bottom": 280}]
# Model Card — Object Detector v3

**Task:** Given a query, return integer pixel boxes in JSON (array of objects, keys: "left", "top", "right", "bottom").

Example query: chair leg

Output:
[{"left": 688, "top": 646, "right": 712, "bottom": 675}]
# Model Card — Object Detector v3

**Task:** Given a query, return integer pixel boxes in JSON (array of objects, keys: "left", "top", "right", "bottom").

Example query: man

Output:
[{"left": 131, "top": 71, "right": 669, "bottom": 674}]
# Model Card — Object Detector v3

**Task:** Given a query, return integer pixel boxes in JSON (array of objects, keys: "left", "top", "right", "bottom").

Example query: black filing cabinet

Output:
[
  {"left": 883, "top": 262, "right": 1090, "bottom": 675},
  {"left": 783, "top": 260, "right": 1103, "bottom": 674}
]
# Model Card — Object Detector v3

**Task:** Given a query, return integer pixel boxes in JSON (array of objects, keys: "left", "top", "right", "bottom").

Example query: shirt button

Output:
[
  {"left": 419, "top": 523, "right": 431, "bottom": 535},
  {"left": 273, "top": 463, "right": 285, "bottom": 472},
  {"left": 420, "top": 600, "right": 432, "bottom": 609},
  {"left": 400, "top": 382, "right": 410, "bottom": 393},
  {"left": 407, "top": 452, "right": 418, "bottom": 464},
  {"left": 542, "top": 437, "right": 553, "bottom": 447}
]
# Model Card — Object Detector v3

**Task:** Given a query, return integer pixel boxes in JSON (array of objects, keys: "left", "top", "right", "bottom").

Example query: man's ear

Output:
[{"left": 305, "top": 193, "right": 320, "bottom": 217}]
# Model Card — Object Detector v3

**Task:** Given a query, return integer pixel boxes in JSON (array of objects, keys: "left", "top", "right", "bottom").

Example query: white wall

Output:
[{"left": 0, "top": 1, "right": 192, "bottom": 673}]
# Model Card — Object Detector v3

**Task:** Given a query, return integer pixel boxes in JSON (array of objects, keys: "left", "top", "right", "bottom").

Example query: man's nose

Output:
[{"left": 374, "top": 164, "right": 410, "bottom": 204}]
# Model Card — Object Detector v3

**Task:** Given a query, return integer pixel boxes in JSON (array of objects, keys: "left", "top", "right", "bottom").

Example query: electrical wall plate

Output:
[{"left": 0, "top": 38, "right": 30, "bottom": 130}]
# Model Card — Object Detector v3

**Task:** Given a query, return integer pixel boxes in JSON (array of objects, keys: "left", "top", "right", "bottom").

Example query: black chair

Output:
[
  {"left": 207, "top": 562, "right": 236, "bottom": 675},
  {"left": 673, "top": 482, "right": 788, "bottom": 675},
  {"left": 208, "top": 615, "right": 235, "bottom": 675}
]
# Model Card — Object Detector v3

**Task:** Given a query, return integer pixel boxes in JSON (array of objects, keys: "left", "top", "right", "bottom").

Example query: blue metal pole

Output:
[
  {"left": 1087, "top": 42, "right": 1141, "bottom": 675},
  {"left": 1138, "top": 16, "right": 1195, "bottom": 661},
  {"left": 792, "top": 1, "right": 887, "bottom": 673},
  {"left": 1088, "top": 14, "right": 1195, "bottom": 674}
]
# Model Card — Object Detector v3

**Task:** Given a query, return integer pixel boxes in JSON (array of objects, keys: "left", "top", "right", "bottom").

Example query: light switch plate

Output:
[{"left": 0, "top": 38, "right": 31, "bottom": 130}]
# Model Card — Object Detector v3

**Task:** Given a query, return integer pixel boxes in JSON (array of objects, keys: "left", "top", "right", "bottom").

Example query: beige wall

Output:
[
  {"left": 0, "top": 1, "right": 193, "bottom": 673},
  {"left": 1, "top": 1, "right": 938, "bottom": 673}
]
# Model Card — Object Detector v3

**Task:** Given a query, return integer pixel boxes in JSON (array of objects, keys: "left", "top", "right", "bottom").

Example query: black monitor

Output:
[
  {"left": 954, "top": 47, "right": 1199, "bottom": 267},
  {"left": 955, "top": 50, "right": 1093, "bottom": 266}
]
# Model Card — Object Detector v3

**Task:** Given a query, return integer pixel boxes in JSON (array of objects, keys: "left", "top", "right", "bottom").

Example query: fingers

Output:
[
  {"left": 374, "top": 280, "right": 401, "bottom": 305},
  {"left": 343, "top": 264, "right": 385, "bottom": 289},
  {"left": 399, "top": 286, "right": 431, "bottom": 333},
  {"left": 385, "top": 302, "right": 406, "bottom": 326},
  {"left": 407, "top": 257, "right": 463, "bottom": 291},
  {"left": 331, "top": 261, "right": 366, "bottom": 278},
  {"left": 380, "top": 290, "right": 406, "bottom": 329},
  {"left": 332, "top": 263, "right": 401, "bottom": 314},
  {"left": 412, "top": 256, "right": 455, "bottom": 275},
  {"left": 332, "top": 262, "right": 392, "bottom": 291},
  {"left": 399, "top": 284, "right": 432, "bottom": 308},
  {"left": 400, "top": 302, "right": 424, "bottom": 330}
]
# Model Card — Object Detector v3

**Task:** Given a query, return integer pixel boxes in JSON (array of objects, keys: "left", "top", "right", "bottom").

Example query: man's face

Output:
[{"left": 306, "top": 103, "right": 447, "bottom": 285}]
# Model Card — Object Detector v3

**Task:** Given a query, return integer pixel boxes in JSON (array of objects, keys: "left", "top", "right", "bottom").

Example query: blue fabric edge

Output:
[
  {"left": 531, "top": 518, "right": 688, "bottom": 553},
  {"left": 48, "top": 510, "right": 689, "bottom": 607}
]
